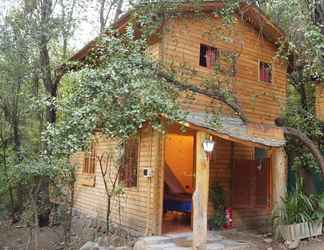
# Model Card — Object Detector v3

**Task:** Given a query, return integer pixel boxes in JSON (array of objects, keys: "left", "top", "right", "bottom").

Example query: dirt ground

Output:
[
  {"left": 1, "top": 221, "right": 324, "bottom": 250},
  {"left": 220, "top": 229, "right": 324, "bottom": 250},
  {"left": 0, "top": 223, "right": 66, "bottom": 250}
]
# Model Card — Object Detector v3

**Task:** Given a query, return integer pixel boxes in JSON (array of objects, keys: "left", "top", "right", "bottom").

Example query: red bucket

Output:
[{"left": 224, "top": 208, "right": 233, "bottom": 229}]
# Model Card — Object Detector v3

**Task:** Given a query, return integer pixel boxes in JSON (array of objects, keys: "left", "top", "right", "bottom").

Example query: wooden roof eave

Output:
[
  {"left": 162, "top": 114, "right": 285, "bottom": 149},
  {"left": 184, "top": 121, "right": 272, "bottom": 149},
  {"left": 238, "top": 3, "right": 285, "bottom": 46},
  {"left": 70, "top": 2, "right": 286, "bottom": 62}
]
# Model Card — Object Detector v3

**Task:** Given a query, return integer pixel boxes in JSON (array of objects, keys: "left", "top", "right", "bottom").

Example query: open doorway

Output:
[{"left": 162, "top": 133, "right": 194, "bottom": 234}]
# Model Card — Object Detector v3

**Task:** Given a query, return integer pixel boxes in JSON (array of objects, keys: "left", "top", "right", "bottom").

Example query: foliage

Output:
[
  {"left": 313, "top": 192, "right": 324, "bottom": 221},
  {"left": 209, "top": 182, "right": 226, "bottom": 230},
  {"left": 0, "top": 1, "right": 323, "bottom": 247},
  {"left": 44, "top": 26, "right": 185, "bottom": 158},
  {"left": 273, "top": 178, "right": 316, "bottom": 226}
]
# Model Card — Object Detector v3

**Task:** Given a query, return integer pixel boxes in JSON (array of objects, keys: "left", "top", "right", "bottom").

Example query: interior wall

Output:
[{"left": 165, "top": 134, "right": 194, "bottom": 193}]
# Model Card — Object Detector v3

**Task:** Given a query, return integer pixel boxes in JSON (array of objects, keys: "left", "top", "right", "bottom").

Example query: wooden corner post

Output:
[
  {"left": 193, "top": 131, "right": 210, "bottom": 250},
  {"left": 272, "top": 147, "right": 287, "bottom": 208}
]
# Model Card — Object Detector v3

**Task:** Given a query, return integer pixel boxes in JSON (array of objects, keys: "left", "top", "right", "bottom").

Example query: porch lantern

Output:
[{"left": 203, "top": 136, "right": 215, "bottom": 160}]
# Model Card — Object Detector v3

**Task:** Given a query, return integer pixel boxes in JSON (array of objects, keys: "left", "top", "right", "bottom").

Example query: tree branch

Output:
[
  {"left": 275, "top": 118, "right": 324, "bottom": 176},
  {"left": 284, "top": 127, "right": 324, "bottom": 175},
  {"left": 156, "top": 71, "right": 248, "bottom": 122}
]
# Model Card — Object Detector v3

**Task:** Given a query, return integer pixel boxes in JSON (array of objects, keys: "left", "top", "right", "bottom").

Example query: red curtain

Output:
[{"left": 206, "top": 47, "right": 218, "bottom": 69}]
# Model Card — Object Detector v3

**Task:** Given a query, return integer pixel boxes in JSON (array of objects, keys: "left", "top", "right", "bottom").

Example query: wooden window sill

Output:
[{"left": 80, "top": 174, "right": 96, "bottom": 187}]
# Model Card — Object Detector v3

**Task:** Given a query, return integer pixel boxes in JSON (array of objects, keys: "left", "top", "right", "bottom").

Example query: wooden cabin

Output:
[{"left": 70, "top": 2, "right": 288, "bottom": 243}]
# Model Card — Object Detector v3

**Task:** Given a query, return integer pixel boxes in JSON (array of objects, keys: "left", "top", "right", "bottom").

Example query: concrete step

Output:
[{"left": 134, "top": 232, "right": 252, "bottom": 250}]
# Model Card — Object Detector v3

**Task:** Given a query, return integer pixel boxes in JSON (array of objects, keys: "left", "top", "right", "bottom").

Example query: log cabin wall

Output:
[
  {"left": 71, "top": 127, "right": 163, "bottom": 235},
  {"left": 208, "top": 137, "right": 272, "bottom": 229},
  {"left": 159, "top": 14, "right": 287, "bottom": 124},
  {"left": 72, "top": 11, "right": 287, "bottom": 234}
]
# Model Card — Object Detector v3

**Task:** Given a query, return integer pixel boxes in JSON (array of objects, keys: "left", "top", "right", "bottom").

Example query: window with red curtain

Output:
[
  {"left": 259, "top": 61, "right": 272, "bottom": 83},
  {"left": 83, "top": 141, "right": 96, "bottom": 175},
  {"left": 199, "top": 44, "right": 219, "bottom": 69},
  {"left": 119, "top": 137, "right": 139, "bottom": 188}
]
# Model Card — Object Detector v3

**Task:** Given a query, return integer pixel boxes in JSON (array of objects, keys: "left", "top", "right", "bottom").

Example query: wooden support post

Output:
[
  {"left": 193, "top": 131, "right": 210, "bottom": 250},
  {"left": 272, "top": 147, "right": 287, "bottom": 208}
]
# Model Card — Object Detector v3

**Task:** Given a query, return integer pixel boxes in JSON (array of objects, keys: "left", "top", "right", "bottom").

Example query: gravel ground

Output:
[{"left": 1, "top": 221, "right": 324, "bottom": 250}]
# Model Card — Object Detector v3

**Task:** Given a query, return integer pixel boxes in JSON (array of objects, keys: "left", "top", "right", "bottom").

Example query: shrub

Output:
[{"left": 209, "top": 183, "right": 226, "bottom": 230}]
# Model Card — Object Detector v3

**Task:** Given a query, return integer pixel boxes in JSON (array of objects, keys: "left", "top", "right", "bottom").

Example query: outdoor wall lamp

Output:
[{"left": 203, "top": 136, "right": 215, "bottom": 160}]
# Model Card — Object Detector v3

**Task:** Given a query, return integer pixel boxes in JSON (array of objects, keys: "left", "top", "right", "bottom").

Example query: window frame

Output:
[
  {"left": 119, "top": 136, "right": 140, "bottom": 189},
  {"left": 199, "top": 44, "right": 236, "bottom": 76},
  {"left": 82, "top": 140, "right": 96, "bottom": 176},
  {"left": 199, "top": 44, "right": 219, "bottom": 69},
  {"left": 258, "top": 60, "right": 273, "bottom": 83}
]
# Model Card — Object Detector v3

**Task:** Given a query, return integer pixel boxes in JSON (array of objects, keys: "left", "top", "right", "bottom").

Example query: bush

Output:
[
  {"left": 273, "top": 178, "right": 316, "bottom": 226},
  {"left": 209, "top": 183, "right": 226, "bottom": 230}
]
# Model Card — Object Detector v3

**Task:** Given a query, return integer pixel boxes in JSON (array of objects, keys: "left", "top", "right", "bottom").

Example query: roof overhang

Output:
[{"left": 182, "top": 112, "right": 285, "bottom": 148}]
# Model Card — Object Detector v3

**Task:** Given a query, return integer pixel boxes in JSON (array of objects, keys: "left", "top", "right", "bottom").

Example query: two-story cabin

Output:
[{"left": 70, "top": 2, "right": 288, "bottom": 243}]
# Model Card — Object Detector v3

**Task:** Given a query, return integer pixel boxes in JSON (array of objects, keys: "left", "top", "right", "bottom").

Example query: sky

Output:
[
  {"left": 0, "top": 0, "right": 131, "bottom": 52},
  {"left": 0, "top": 0, "right": 109, "bottom": 50}
]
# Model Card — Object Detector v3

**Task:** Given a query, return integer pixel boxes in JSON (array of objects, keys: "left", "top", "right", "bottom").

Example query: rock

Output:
[
  {"left": 55, "top": 244, "right": 64, "bottom": 250},
  {"left": 97, "top": 236, "right": 110, "bottom": 247},
  {"left": 133, "top": 240, "right": 148, "bottom": 250},
  {"left": 285, "top": 240, "right": 300, "bottom": 249},
  {"left": 263, "top": 237, "right": 273, "bottom": 244},
  {"left": 111, "top": 235, "right": 126, "bottom": 247},
  {"left": 16, "top": 238, "right": 23, "bottom": 244},
  {"left": 266, "top": 248, "right": 273, "bottom": 250},
  {"left": 90, "top": 218, "right": 97, "bottom": 228},
  {"left": 80, "top": 241, "right": 98, "bottom": 250}
]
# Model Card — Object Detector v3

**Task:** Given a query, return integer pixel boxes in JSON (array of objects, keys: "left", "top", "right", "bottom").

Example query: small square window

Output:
[
  {"left": 259, "top": 61, "right": 272, "bottom": 83},
  {"left": 199, "top": 44, "right": 219, "bottom": 69}
]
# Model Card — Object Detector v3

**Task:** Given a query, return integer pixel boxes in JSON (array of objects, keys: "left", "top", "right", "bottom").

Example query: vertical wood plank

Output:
[
  {"left": 193, "top": 131, "right": 210, "bottom": 250},
  {"left": 272, "top": 147, "right": 287, "bottom": 208}
]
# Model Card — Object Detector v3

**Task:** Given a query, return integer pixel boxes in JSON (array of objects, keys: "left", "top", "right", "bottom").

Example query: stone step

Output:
[{"left": 134, "top": 232, "right": 252, "bottom": 250}]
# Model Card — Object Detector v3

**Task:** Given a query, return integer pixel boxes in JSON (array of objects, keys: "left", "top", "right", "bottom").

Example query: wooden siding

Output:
[
  {"left": 208, "top": 137, "right": 272, "bottom": 229},
  {"left": 315, "top": 84, "right": 324, "bottom": 121},
  {"left": 71, "top": 128, "right": 162, "bottom": 235},
  {"left": 72, "top": 13, "right": 288, "bottom": 234},
  {"left": 159, "top": 15, "right": 287, "bottom": 125}
]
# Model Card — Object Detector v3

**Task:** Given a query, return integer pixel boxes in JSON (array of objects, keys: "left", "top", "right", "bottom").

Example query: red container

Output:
[{"left": 224, "top": 208, "right": 233, "bottom": 229}]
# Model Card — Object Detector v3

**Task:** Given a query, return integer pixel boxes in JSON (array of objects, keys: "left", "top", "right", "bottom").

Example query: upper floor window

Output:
[
  {"left": 119, "top": 137, "right": 139, "bottom": 188},
  {"left": 83, "top": 141, "right": 96, "bottom": 175},
  {"left": 259, "top": 61, "right": 272, "bottom": 83},
  {"left": 199, "top": 44, "right": 236, "bottom": 76},
  {"left": 199, "top": 44, "right": 219, "bottom": 69}
]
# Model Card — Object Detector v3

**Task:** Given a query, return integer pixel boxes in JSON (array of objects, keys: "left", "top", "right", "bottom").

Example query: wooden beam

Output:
[
  {"left": 186, "top": 122, "right": 272, "bottom": 149},
  {"left": 193, "top": 131, "right": 210, "bottom": 250},
  {"left": 271, "top": 147, "right": 287, "bottom": 207}
]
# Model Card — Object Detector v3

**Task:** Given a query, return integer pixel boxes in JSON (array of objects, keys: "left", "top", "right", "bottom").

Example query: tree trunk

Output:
[
  {"left": 282, "top": 126, "right": 324, "bottom": 176},
  {"left": 1, "top": 139, "right": 15, "bottom": 220},
  {"left": 63, "top": 176, "right": 75, "bottom": 250},
  {"left": 113, "top": 0, "right": 124, "bottom": 23},
  {"left": 106, "top": 196, "right": 111, "bottom": 233},
  {"left": 314, "top": 0, "right": 324, "bottom": 34}
]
